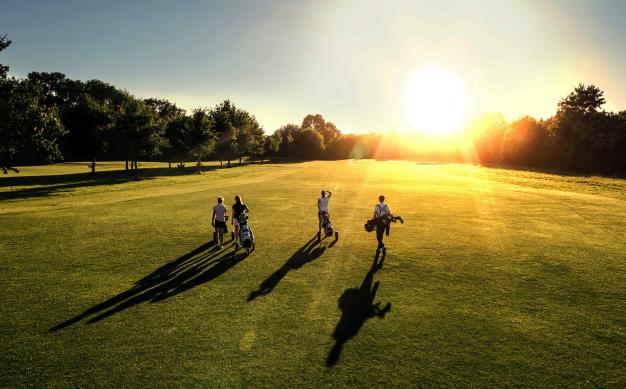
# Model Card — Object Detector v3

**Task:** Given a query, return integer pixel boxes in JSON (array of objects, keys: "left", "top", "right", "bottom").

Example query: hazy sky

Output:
[{"left": 2, "top": 0, "right": 625, "bottom": 133}]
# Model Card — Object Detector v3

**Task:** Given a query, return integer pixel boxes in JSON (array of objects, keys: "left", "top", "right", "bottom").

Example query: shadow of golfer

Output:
[
  {"left": 326, "top": 248, "right": 391, "bottom": 367},
  {"left": 247, "top": 236, "right": 326, "bottom": 301},
  {"left": 50, "top": 242, "right": 246, "bottom": 331}
]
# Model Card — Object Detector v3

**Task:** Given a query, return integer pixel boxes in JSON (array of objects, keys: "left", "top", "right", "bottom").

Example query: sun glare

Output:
[{"left": 403, "top": 66, "right": 466, "bottom": 135}]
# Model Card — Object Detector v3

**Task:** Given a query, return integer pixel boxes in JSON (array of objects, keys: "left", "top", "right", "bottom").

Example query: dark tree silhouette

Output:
[
  {"left": 0, "top": 78, "right": 66, "bottom": 173},
  {"left": 187, "top": 108, "right": 216, "bottom": 172},
  {"left": 0, "top": 34, "right": 11, "bottom": 79},
  {"left": 293, "top": 128, "right": 325, "bottom": 160}
]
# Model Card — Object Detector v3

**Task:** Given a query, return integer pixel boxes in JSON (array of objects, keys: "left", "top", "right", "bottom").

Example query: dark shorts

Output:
[{"left": 215, "top": 221, "right": 228, "bottom": 232}]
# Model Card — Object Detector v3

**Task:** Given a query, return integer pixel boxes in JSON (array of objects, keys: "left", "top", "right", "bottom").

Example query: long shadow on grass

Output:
[
  {"left": 326, "top": 248, "right": 391, "bottom": 367},
  {"left": 50, "top": 242, "right": 246, "bottom": 331},
  {"left": 247, "top": 236, "right": 326, "bottom": 301}
]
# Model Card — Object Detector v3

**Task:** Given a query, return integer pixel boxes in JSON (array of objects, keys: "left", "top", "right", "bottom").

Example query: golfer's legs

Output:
[{"left": 376, "top": 224, "right": 384, "bottom": 244}]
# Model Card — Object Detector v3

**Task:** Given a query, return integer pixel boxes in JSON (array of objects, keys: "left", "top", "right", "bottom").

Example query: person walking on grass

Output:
[
  {"left": 318, "top": 189, "right": 332, "bottom": 240},
  {"left": 232, "top": 195, "right": 250, "bottom": 249},
  {"left": 374, "top": 195, "right": 391, "bottom": 249},
  {"left": 212, "top": 196, "right": 228, "bottom": 249}
]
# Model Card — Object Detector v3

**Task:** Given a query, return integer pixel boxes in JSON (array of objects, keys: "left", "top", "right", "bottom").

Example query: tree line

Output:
[
  {"left": 1, "top": 35, "right": 267, "bottom": 173},
  {"left": 470, "top": 84, "right": 626, "bottom": 176},
  {"left": 2, "top": 34, "right": 625, "bottom": 176}
]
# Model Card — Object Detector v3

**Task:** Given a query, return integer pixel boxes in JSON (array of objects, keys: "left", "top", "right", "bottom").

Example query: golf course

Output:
[{"left": 1, "top": 160, "right": 625, "bottom": 387}]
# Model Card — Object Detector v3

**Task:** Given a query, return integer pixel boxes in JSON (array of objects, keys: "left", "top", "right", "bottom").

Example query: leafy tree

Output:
[
  {"left": 262, "top": 133, "right": 281, "bottom": 158},
  {"left": 209, "top": 100, "right": 238, "bottom": 166},
  {"left": 112, "top": 94, "right": 166, "bottom": 170},
  {"left": 547, "top": 84, "right": 610, "bottom": 171},
  {"left": 0, "top": 78, "right": 66, "bottom": 173},
  {"left": 234, "top": 123, "right": 261, "bottom": 163},
  {"left": 293, "top": 128, "right": 324, "bottom": 159},
  {"left": 144, "top": 98, "right": 188, "bottom": 167},
  {"left": 1, "top": 34, "right": 13, "bottom": 80},
  {"left": 558, "top": 84, "right": 606, "bottom": 115},
  {"left": 301, "top": 113, "right": 341, "bottom": 144},
  {"left": 468, "top": 112, "right": 508, "bottom": 164},
  {"left": 62, "top": 93, "right": 113, "bottom": 173},
  {"left": 186, "top": 108, "right": 216, "bottom": 171},
  {"left": 52, "top": 79, "right": 127, "bottom": 172},
  {"left": 320, "top": 121, "right": 342, "bottom": 144},
  {"left": 27, "top": 72, "right": 78, "bottom": 107},
  {"left": 500, "top": 116, "right": 547, "bottom": 167},
  {"left": 324, "top": 134, "right": 372, "bottom": 160},
  {"left": 274, "top": 123, "right": 300, "bottom": 157},
  {"left": 301, "top": 114, "right": 325, "bottom": 132},
  {"left": 209, "top": 100, "right": 263, "bottom": 166}
]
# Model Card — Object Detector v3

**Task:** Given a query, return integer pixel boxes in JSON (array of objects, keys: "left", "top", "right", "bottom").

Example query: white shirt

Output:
[
  {"left": 214, "top": 203, "right": 227, "bottom": 222},
  {"left": 318, "top": 196, "right": 330, "bottom": 212},
  {"left": 374, "top": 202, "right": 390, "bottom": 218}
]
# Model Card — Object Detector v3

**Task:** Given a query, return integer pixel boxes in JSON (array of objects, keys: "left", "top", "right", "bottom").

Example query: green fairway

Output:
[{"left": 1, "top": 161, "right": 625, "bottom": 387}]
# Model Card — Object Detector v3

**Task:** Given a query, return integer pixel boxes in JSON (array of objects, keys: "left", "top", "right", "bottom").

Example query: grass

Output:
[{"left": 1, "top": 160, "right": 625, "bottom": 387}]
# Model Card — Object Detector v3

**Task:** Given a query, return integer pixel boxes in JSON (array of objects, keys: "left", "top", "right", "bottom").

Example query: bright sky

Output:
[{"left": 1, "top": 0, "right": 625, "bottom": 134}]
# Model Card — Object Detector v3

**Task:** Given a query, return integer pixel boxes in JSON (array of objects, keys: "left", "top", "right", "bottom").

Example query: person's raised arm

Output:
[{"left": 327, "top": 190, "right": 332, "bottom": 198}]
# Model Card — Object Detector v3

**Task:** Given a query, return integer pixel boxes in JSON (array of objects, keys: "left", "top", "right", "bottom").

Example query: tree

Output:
[
  {"left": 209, "top": 100, "right": 238, "bottom": 166},
  {"left": 27, "top": 72, "right": 76, "bottom": 107},
  {"left": 186, "top": 108, "right": 216, "bottom": 172},
  {"left": 144, "top": 98, "right": 188, "bottom": 168},
  {"left": 293, "top": 128, "right": 325, "bottom": 159},
  {"left": 232, "top": 110, "right": 264, "bottom": 164},
  {"left": 468, "top": 112, "right": 508, "bottom": 165},
  {"left": 320, "top": 121, "right": 342, "bottom": 145},
  {"left": 62, "top": 93, "right": 113, "bottom": 173},
  {"left": 0, "top": 78, "right": 66, "bottom": 173},
  {"left": 500, "top": 116, "right": 548, "bottom": 167},
  {"left": 274, "top": 123, "right": 300, "bottom": 157},
  {"left": 301, "top": 113, "right": 341, "bottom": 144},
  {"left": 112, "top": 94, "right": 166, "bottom": 170},
  {"left": 324, "top": 134, "right": 372, "bottom": 159},
  {"left": 301, "top": 114, "right": 325, "bottom": 132},
  {"left": 1, "top": 34, "right": 12, "bottom": 79},
  {"left": 209, "top": 100, "right": 263, "bottom": 166},
  {"left": 558, "top": 84, "right": 606, "bottom": 116},
  {"left": 548, "top": 84, "right": 609, "bottom": 172},
  {"left": 262, "top": 133, "right": 281, "bottom": 158}
]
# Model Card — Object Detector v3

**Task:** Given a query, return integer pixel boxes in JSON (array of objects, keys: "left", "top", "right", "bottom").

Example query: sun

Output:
[{"left": 403, "top": 66, "right": 466, "bottom": 135}]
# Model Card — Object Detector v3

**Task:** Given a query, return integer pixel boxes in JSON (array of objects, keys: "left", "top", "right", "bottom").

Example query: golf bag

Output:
[
  {"left": 318, "top": 211, "right": 339, "bottom": 242},
  {"left": 321, "top": 211, "right": 334, "bottom": 237},
  {"left": 237, "top": 213, "right": 254, "bottom": 250},
  {"left": 364, "top": 214, "right": 404, "bottom": 233}
]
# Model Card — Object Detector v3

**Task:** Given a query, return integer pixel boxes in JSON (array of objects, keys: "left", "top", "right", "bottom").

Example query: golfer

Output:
[
  {"left": 212, "top": 196, "right": 228, "bottom": 249},
  {"left": 232, "top": 195, "right": 250, "bottom": 248},
  {"left": 318, "top": 189, "right": 332, "bottom": 239},
  {"left": 373, "top": 195, "right": 391, "bottom": 249}
]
